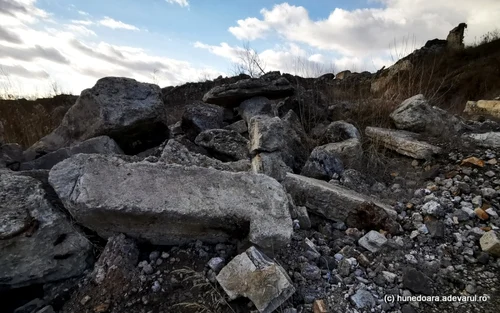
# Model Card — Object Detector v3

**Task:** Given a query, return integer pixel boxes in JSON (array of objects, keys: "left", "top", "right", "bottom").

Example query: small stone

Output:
[
  {"left": 480, "top": 231, "right": 500, "bottom": 257},
  {"left": 474, "top": 208, "right": 489, "bottom": 221},
  {"left": 350, "top": 289, "right": 375, "bottom": 309},
  {"left": 425, "top": 220, "right": 445, "bottom": 238},
  {"left": 411, "top": 160, "right": 419, "bottom": 167},
  {"left": 472, "top": 196, "right": 483, "bottom": 207},
  {"left": 80, "top": 296, "right": 91, "bottom": 306},
  {"left": 465, "top": 283, "right": 476, "bottom": 294},
  {"left": 421, "top": 201, "right": 444, "bottom": 217},
  {"left": 142, "top": 264, "right": 154, "bottom": 275},
  {"left": 485, "top": 171, "right": 496, "bottom": 178},
  {"left": 208, "top": 257, "right": 225, "bottom": 273},
  {"left": 382, "top": 271, "right": 397, "bottom": 284},
  {"left": 482, "top": 188, "right": 497, "bottom": 199},
  {"left": 152, "top": 281, "right": 161, "bottom": 292},
  {"left": 487, "top": 159, "right": 498, "bottom": 165},
  {"left": 461, "top": 157, "right": 484, "bottom": 168},
  {"left": 358, "top": 230, "right": 387, "bottom": 253},
  {"left": 313, "top": 299, "right": 327, "bottom": 313},
  {"left": 338, "top": 258, "right": 351, "bottom": 277},
  {"left": 161, "top": 252, "right": 169, "bottom": 259},
  {"left": 486, "top": 208, "right": 498, "bottom": 218},
  {"left": 149, "top": 251, "right": 160, "bottom": 262},
  {"left": 403, "top": 267, "right": 432, "bottom": 295},
  {"left": 477, "top": 252, "right": 490, "bottom": 264},
  {"left": 301, "top": 264, "right": 322, "bottom": 280},
  {"left": 156, "top": 258, "right": 163, "bottom": 266}
]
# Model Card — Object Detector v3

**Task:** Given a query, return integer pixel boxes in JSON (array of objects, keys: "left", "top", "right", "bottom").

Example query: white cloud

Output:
[
  {"left": 71, "top": 19, "right": 93, "bottom": 26},
  {"left": 78, "top": 10, "right": 89, "bottom": 16},
  {"left": 0, "top": 1, "right": 224, "bottom": 97},
  {"left": 166, "top": 0, "right": 189, "bottom": 8},
  {"left": 229, "top": 1, "right": 500, "bottom": 58},
  {"left": 98, "top": 16, "right": 139, "bottom": 31}
]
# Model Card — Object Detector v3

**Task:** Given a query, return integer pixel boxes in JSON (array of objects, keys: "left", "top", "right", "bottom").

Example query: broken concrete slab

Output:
[
  {"left": 0, "top": 173, "right": 92, "bottom": 289},
  {"left": 462, "top": 132, "right": 500, "bottom": 149},
  {"left": 365, "top": 127, "right": 442, "bottom": 159},
  {"left": 203, "top": 77, "right": 295, "bottom": 107},
  {"left": 20, "top": 136, "right": 123, "bottom": 170},
  {"left": 283, "top": 173, "right": 397, "bottom": 223},
  {"left": 216, "top": 246, "right": 295, "bottom": 313},
  {"left": 464, "top": 100, "right": 500, "bottom": 118},
  {"left": 49, "top": 154, "right": 292, "bottom": 251},
  {"left": 160, "top": 139, "right": 250, "bottom": 172}
]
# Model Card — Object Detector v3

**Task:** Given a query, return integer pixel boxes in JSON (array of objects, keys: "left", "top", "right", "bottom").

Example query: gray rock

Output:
[
  {"left": 160, "top": 139, "right": 250, "bottom": 172},
  {"left": 301, "top": 263, "right": 321, "bottom": 280},
  {"left": 251, "top": 152, "right": 292, "bottom": 182},
  {"left": 365, "top": 127, "right": 442, "bottom": 159},
  {"left": 350, "top": 289, "right": 376, "bottom": 309},
  {"left": 27, "top": 77, "right": 167, "bottom": 155},
  {"left": 239, "top": 96, "right": 274, "bottom": 123},
  {"left": 208, "top": 257, "right": 225, "bottom": 273},
  {"left": 203, "top": 77, "right": 295, "bottom": 107},
  {"left": 340, "top": 169, "right": 371, "bottom": 193},
  {"left": 217, "top": 246, "right": 295, "bottom": 313},
  {"left": 49, "top": 154, "right": 292, "bottom": 251},
  {"left": 91, "top": 234, "right": 139, "bottom": 285},
  {"left": 301, "top": 144, "right": 345, "bottom": 180},
  {"left": 294, "top": 206, "right": 311, "bottom": 230},
  {"left": 0, "top": 143, "right": 23, "bottom": 169},
  {"left": 462, "top": 132, "right": 500, "bottom": 149},
  {"left": 321, "top": 121, "right": 361, "bottom": 144},
  {"left": 20, "top": 136, "right": 123, "bottom": 170},
  {"left": 480, "top": 231, "right": 500, "bottom": 257},
  {"left": 224, "top": 120, "right": 248, "bottom": 134},
  {"left": 390, "top": 94, "right": 464, "bottom": 136},
  {"left": 181, "top": 101, "right": 225, "bottom": 140},
  {"left": 0, "top": 173, "right": 92, "bottom": 288},
  {"left": 283, "top": 173, "right": 397, "bottom": 223},
  {"left": 421, "top": 200, "right": 445, "bottom": 217},
  {"left": 358, "top": 230, "right": 388, "bottom": 253},
  {"left": 248, "top": 111, "right": 309, "bottom": 172},
  {"left": 403, "top": 267, "right": 433, "bottom": 295},
  {"left": 425, "top": 220, "right": 445, "bottom": 238},
  {"left": 195, "top": 129, "right": 249, "bottom": 161}
]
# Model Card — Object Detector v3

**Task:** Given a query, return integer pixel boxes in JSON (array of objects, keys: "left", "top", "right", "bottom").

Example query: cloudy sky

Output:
[{"left": 1, "top": 0, "right": 499, "bottom": 97}]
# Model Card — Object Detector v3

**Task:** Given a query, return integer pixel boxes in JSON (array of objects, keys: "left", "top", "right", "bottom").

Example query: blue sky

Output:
[{"left": 0, "top": 0, "right": 499, "bottom": 96}]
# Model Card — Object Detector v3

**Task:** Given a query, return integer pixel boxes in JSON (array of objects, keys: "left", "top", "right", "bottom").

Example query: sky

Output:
[{"left": 0, "top": 0, "right": 499, "bottom": 97}]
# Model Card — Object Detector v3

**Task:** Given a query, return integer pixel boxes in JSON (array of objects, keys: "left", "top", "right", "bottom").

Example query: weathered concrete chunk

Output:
[
  {"left": 27, "top": 77, "right": 167, "bottom": 155},
  {"left": 462, "top": 132, "right": 500, "bottom": 149},
  {"left": 49, "top": 154, "right": 292, "bottom": 250},
  {"left": 365, "top": 127, "right": 442, "bottom": 159},
  {"left": 390, "top": 94, "right": 463, "bottom": 136},
  {"left": 160, "top": 139, "right": 250, "bottom": 172},
  {"left": 0, "top": 173, "right": 92, "bottom": 288},
  {"left": 464, "top": 100, "right": 500, "bottom": 118},
  {"left": 283, "top": 173, "right": 396, "bottom": 223},
  {"left": 224, "top": 120, "right": 248, "bottom": 134},
  {"left": 252, "top": 152, "right": 292, "bottom": 182},
  {"left": 321, "top": 121, "right": 361, "bottom": 144},
  {"left": 239, "top": 96, "right": 274, "bottom": 123},
  {"left": 249, "top": 111, "right": 309, "bottom": 172},
  {"left": 301, "top": 144, "right": 345, "bottom": 180},
  {"left": 0, "top": 143, "right": 23, "bottom": 169},
  {"left": 20, "top": 136, "right": 123, "bottom": 170},
  {"left": 181, "top": 101, "right": 225, "bottom": 140},
  {"left": 216, "top": 246, "right": 295, "bottom": 313},
  {"left": 195, "top": 129, "right": 249, "bottom": 161},
  {"left": 480, "top": 231, "right": 500, "bottom": 257},
  {"left": 358, "top": 230, "right": 387, "bottom": 253},
  {"left": 203, "top": 77, "right": 295, "bottom": 107}
]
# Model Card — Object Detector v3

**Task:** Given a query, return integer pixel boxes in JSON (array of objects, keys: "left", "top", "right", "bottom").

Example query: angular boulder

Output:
[
  {"left": 283, "top": 173, "right": 397, "bottom": 223},
  {"left": 365, "top": 127, "right": 442, "bottom": 159},
  {"left": 464, "top": 100, "right": 500, "bottom": 118},
  {"left": 249, "top": 111, "right": 309, "bottom": 172},
  {"left": 390, "top": 94, "right": 464, "bottom": 136},
  {"left": 320, "top": 121, "right": 361, "bottom": 144},
  {"left": 0, "top": 173, "right": 92, "bottom": 288},
  {"left": 301, "top": 145, "right": 345, "bottom": 180},
  {"left": 224, "top": 120, "right": 248, "bottom": 134},
  {"left": 216, "top": 246, "right": 295, "bottom": 313},
  {"left": 160, "top": 139, "right": 250, "bottom": 172},
  {"left": 462, "top": 132, "right": 500, "bottom": 149},
  {"left": 49, "top": 154, "right": 292, "bottom": 250},
  {"left": 20, "top": 136, "right": 123, "bottom": 170},
  {"left": 251, "top": 152, "right": 292, "bottom": 182},
  {"left": 27, "top": 77, "right": 167, "bottom": 155},
  {"left": 181, "top": 101, "right": 225, "bottom": 140},
  {"left": 195, "top": 129, "right": 249, "bottom": 161},
  {"left": 0, "top": 143, "right": 23, "bottom": 170},
  {"left": 203, "top": 77, "right": 295, "bottom": 107},
  {"left": 239, "top": 97, "right": 274, "bottom": 124}
]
